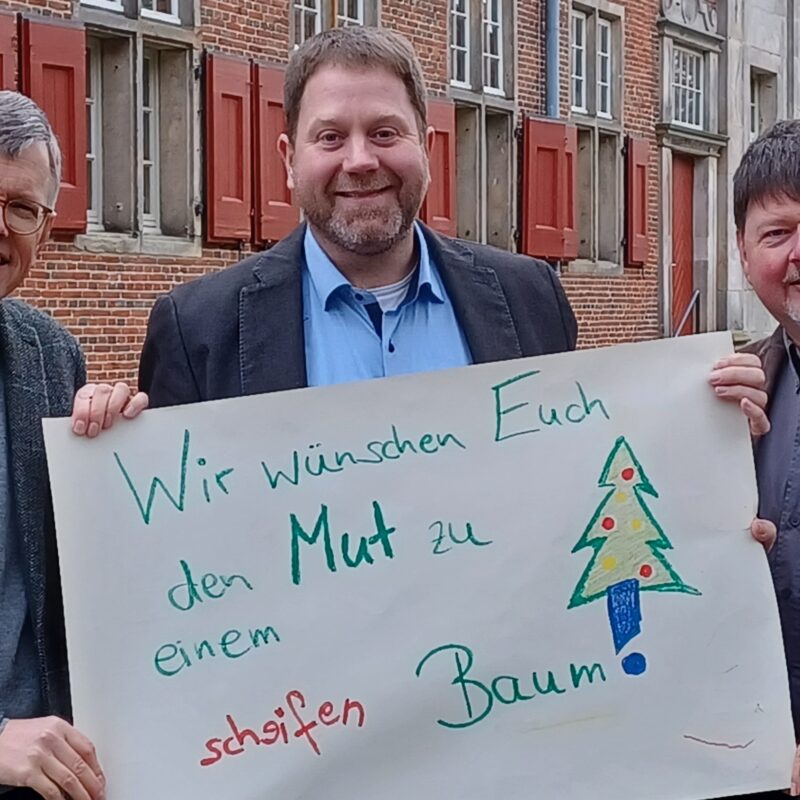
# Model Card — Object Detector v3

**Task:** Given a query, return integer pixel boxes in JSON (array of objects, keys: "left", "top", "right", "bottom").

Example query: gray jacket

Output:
[
  {"left": 0, "top": 298, "right": 85, "bottom": 728},
  {"left": 746, "top": 327, "right": 800, "bottom": 741}
]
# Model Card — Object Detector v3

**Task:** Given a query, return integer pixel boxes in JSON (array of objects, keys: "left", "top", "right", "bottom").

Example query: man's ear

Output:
[
  {"left": 278, "top": 133, "right": 295, "bottom": 191},
  {"left": 736, "top": 229, "right": 751, "bottom": 285},
  {"left": 425, "top": 125, "right": 436, "bottom": 158}
]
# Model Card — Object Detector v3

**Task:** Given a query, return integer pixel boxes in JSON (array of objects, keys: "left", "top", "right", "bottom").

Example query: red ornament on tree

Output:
[
  {"left": 621, "top": 467, "right": 635, "bottom": 481},
  {"left": 602, "top": 516, "right": 616, "bottom": 531},
  {"left": 639, "top": 564, "right": 653, "bottom": 579}
]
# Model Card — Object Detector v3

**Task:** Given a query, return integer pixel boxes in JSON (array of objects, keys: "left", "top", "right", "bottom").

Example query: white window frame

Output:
[
  {"left": 141, "top": 0, "right": 181, "bottom": 24},
  {"left": 596, "top": 17, "right": 612, "bottom": 118},
  {"left": 80, "top": 0, "right": 124, "bottom": 11},
  {"left": 672, "top": 45, "right": 704, "bottom": 130},
  {"left": 86, "top": 38, "right": 103, "bottom": 228},
  {"left": 749, "top": 71, "right": 759, "bottom": 142},
  {"left": 571, "top": 10, "right": 588, "bottom": 113},
  {"left": 450, "top": 0, "right": 470, "bottom": 87},
  {"left": 336, "top": 0, "right": 364, "bottom": 25},
  {"left": 293, "top": 0, "right": 323, "bottom": 47},
  {"left": 142, "top": 48, "right": 161, "bottom": 232},
  {"left": 482, "top": 0, "right": 503, "bottom": 94}
]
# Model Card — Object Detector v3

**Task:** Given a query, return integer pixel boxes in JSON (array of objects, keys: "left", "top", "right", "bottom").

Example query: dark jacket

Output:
[
  {"left": 745, "top": 327, "right": 800, "bottom": 748},
  {"left": 139, "top": 224, "right": 577, "bottom": 407},
  {"left": 745, "top": 327, "right": 785, "bottom": 400},
  {"left": 0, "top": 299, "right": 85, "bottom": 798}
]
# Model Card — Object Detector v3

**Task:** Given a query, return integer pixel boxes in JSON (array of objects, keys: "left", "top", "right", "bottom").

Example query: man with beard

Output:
[
  {"left": 138, "top": 26, "right": 577, "bottom": 402},
  {"left": 139, "top": 25, "right": 767, "bottom": 428},
  {"left": 732, "top": 119, "right": 800, "bottom": 799},
  {"left": 138, "top": 22, "right": 772, "bottom": 521}
]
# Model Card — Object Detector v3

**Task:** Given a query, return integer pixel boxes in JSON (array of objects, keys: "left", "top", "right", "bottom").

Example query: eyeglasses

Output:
[{"left": 0, "top": 198, "right": 53, "bottom": 235}]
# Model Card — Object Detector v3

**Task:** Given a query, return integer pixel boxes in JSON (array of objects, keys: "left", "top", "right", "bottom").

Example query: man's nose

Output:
[
  {"left": 791, "top": 223, "right": 800, "bottom": 260},
  {"left": 342, "top": 135, "right": 379, "bottom": 173}
]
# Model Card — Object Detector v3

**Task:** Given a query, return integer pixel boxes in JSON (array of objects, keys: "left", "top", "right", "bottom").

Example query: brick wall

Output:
[
  {"left": 11, "top": 0, "right": 664, "bottom": 386},
  {"left": 559, "top": 0, "right": 662, "bottom": 348},
  {"left": 513, "top": 0, "right": 662, "bottom": 349}
]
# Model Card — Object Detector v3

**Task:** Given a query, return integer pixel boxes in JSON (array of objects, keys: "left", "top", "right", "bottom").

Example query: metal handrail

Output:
[{"left": 672, "top": 288, "right": 701, "bottom": 337}]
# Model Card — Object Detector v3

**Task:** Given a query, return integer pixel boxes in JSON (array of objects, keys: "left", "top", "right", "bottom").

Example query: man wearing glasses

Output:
[{"left": 0, "top": 92, "right": 145, "bottom": 800}]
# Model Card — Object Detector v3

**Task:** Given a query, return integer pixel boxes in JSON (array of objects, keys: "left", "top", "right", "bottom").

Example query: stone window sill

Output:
[
  {"left": 565, "top": 258, "right": 623, "bottom": 276},
  {"left": 75, "top": 231, "right": 202, "bottom": 259}
]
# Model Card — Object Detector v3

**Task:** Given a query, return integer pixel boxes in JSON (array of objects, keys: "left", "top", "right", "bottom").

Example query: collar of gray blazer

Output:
[{"left": 236, "top": 222, "right": 523, "bottom": 396}]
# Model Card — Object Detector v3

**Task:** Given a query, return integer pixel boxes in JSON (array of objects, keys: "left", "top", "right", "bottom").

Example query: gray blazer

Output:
[
  {"left": 0, "top": 298, "right": 85, "bottom": 727},
  {"left": 139, "top": 223, "right": 578, "bottom": 407}
]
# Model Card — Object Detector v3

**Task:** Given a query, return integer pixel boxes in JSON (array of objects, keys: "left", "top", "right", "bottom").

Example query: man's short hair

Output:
[
  {"left": 734, "top": 119, "right": 800, "bottom": 231},
  {"left": 0, "top": 91, "right": 62, "bottom": 206},
  {"left": 284, "top": 26, "right": 428, "bottom": 143}
]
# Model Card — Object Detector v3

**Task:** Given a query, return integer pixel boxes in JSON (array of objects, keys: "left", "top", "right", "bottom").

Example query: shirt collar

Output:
[
  {"left": 782, "top": 328, "right": 800, "bottom": 386},
  {"left": 303, "top": 222, "right": 445, "bottom": 311}
]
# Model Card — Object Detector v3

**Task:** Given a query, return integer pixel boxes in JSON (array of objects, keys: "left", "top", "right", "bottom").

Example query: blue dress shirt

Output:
[{"left": 302, "top": 224, "right": 473, "bottom": 387}]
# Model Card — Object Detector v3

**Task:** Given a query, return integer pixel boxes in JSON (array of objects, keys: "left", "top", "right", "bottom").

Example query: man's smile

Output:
[{"left": 335, "top": 187, "right": 393, "bottom": 199}]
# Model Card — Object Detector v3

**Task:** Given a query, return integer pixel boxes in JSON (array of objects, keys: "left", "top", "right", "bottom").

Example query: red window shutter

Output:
[
  {"left": 626, "top": 135, "right": 649, "bottom": 265},
  {"left": 420, "top": 98, "right": 456, "bottom": 237},
  {"left": 0, "top": 12, "right": 16, "bottom": 90},
  {"left": 252, "top": 62, "right": 298, "bottom": 244},
  {"left": 20, "top": 17, "right": 86, "bottom": 233},
  {"left": 205, "top": 52, "right": 252, "bottom": 243},
  {"left": 521, "top": 118, "right": 578, "bottom": 260},
  {"left": 562, "top": 125, "right": 578, "bottom": 260}
]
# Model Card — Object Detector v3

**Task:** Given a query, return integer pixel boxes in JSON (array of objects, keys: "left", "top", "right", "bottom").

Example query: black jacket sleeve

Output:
[{"left": 138, "top": 294, "right": 202, "bottom": 409}]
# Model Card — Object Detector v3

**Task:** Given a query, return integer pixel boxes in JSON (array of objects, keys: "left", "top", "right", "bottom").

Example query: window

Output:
[
  {"left": 450, "top": 0, "right": 509, "bottom": 92},
  {"left": 293, "top": 0, "right": 322, "bottom": 46},
  {"left": 571, "top": 8, "right": 617, "bottom": 118},
  {"left": 672, "top": 46, "right": 704, "bottom": 129},
  {"left": 482, "top": 0, "right": 502, "bottom": 92},
  {"left": 571, "top": 11, "right": 587, "bottom": 112},
  {"left": 81, "top": 0, "right": 123, "bottom": 11},
  {"left": 141, "top": 0, "right": 179, "bottom": 23},
  {"left": 574, "top": 128, "right": 621, "bottom": 266},
  {"left": 291, "top": 1, "right": 377, "bottom": 47},
  {"left": 86, "top": 40, "right": 103, "bottom": 227},
  {"left": 80, "top": 0, "right": 185, "bottom": 23},
  {"left": 750, "top": 69, "right": 777, "bottom": 142},
  {"left": 81, "top": 34, "right": 195, "bottom": 247},
  {"left": 337, "top": 0, "right": 364, "bottom": 25},
  {"left": 448, "top": 0, "right": 515, "bottom": 247},
  {"left": 568, "top": 3, "right": 624, "bottom": 269},
  {"left": 597, "top": 19, "right": 611, "bottom": 117},
  {"left": 450, "top": 0, "right": 470, "bottom": 86},
  {"left": 453, "top": 104, "right": 514, "bottom": 248},
  {"left": 142, "top": 48, "right": 160, "bottom": 231}
]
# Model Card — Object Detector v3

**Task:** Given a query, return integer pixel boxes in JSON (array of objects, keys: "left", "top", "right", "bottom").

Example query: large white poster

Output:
[{"left": 43, "top": 333, "right": 794, "bottom": 799}]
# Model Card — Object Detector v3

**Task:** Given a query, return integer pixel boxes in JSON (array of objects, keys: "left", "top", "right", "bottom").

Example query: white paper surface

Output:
[{"left": 43, "top": 332, "right": 795, "bottom": 800}]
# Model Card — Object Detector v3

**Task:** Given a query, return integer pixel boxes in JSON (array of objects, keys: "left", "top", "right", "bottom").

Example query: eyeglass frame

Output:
[{"left": 0, "top": 197, "right": 55, "bottom": 236}]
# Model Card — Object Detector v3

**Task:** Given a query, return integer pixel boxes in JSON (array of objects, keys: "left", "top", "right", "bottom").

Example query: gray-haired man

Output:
[{"left": 0, "top": 91, "right": 145, "bottom": 800}]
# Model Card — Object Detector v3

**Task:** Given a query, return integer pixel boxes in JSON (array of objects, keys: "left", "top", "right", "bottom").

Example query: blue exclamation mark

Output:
[{"left": 607, "top": 579, "right": 647, "bottom": 675}]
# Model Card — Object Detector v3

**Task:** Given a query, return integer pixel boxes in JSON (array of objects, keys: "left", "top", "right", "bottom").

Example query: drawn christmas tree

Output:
[{"left": 568, "top": 436, "right": 700, "bottom": 675}]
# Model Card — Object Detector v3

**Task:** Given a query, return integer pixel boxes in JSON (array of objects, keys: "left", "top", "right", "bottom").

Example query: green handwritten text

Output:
[
  {"left": 290, "top": 501, "right": 397, "bottom": 586},
  {"left": 492, "top": 372, "right": 610, "bottom": 442},
  {"left": 415, "top": 643, "right": 607, "bottom": 729}
]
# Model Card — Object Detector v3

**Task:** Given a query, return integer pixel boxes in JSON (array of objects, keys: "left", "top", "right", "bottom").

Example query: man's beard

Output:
[
  {"left": 299, "top": 173, "right": 424, "bottom": 256},
  {"left": 784, "top": 263, "right": 800, "bottom": 324}
]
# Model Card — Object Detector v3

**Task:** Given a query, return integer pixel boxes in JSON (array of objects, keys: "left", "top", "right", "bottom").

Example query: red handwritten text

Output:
[{"left": 200, "top": 689, "right": 366, "bottom": 767}]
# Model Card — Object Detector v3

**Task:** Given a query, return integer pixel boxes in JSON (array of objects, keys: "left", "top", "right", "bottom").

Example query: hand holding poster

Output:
[{"left": 43, "top": 333, "right": 794, "bottom": 799}]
